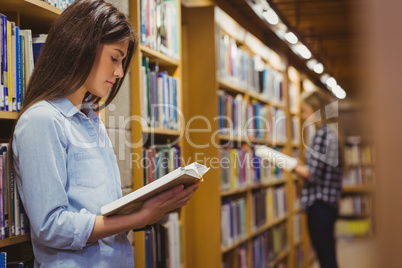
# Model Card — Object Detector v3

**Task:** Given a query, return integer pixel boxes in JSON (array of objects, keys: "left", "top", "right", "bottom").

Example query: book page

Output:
[{"left": 254, "top": 145, "right": 297, "bottom": 172}]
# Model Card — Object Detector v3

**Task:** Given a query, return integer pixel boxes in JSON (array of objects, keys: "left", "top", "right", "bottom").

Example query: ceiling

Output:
[{"left": 214, "top": 0, "right": 360, "bottom": 99}]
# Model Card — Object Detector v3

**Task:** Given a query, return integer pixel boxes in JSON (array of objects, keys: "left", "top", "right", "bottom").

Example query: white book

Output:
[
  {"left": 101, "top": 162, "right": 209, "bottom": 216},
  {"left": 254, "top": 145, "right": 298, "bottom": 172}
]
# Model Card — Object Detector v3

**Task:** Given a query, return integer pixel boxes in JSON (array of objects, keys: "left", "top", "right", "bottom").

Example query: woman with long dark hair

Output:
[{"left": 11, "top": 0, "right": 198, "bottom": 266}]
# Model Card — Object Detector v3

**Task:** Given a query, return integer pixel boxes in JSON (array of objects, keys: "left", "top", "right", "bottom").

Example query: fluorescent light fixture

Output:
[
  {"left": 313, "top": 62, "right": 324, "bottom": 74},
  {"left": 320, "top": 73, "right": 330, "bottom": 84},
  {"left": 307, "top": 59, "right": 317, "bottom": 70},
  {"left": 263, "top": 9, "right": 279, "bottom": 25},
  {"left": 331, "top": 85, "right": 346, "bottom": 99},
  {"left": 326, "top": 77, "right": 337, "bottom": 88},
  {"left": 293, "top": 44, "right": 311, "bottom": 59},
  {"left": 284, "top": 32, "right": 298, "bottom": 44}
]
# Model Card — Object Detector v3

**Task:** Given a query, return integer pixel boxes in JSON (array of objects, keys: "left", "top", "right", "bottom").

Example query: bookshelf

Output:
[
  {"left": 181, "top": 5, "right": 309, "bottom": 268},
  {"left": 129, "top": 0, "right": 185, "bottom": 267},
  {"left": 337, "top": 138, "right": 376, "bottom": 239},
  {"left": 0, "top": 0, "right": 63, "bottom": 264}
]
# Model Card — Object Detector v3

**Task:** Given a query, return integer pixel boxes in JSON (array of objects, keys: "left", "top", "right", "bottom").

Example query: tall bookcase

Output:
[
  {"left": 0, "top": 0, "right": 62, "bottom": 263},
  {"left": 337, "top": 137, "right": 375, "bottom": 239},
  {"left": 181, "top": 5, "right": 310, "bottom": 268},
  {"left": 129, "top": 0, "right": 186, "bottom": 267}
]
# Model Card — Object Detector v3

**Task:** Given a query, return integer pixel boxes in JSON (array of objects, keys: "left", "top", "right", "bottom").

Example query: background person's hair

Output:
[
  {"left": 301, "top": 89, "right": 347, "bottom": 172},
  {"left": 22, "top": 0, "right": 138, "bottom": 113}
]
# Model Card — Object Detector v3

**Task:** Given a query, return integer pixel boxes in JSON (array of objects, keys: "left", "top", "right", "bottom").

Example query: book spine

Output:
[
  {"left": 3, "top": 19, "right": 8, "bottom": 111},
  {"left": 0, "top": 15, "right": 3, "bottom": 111},
  {"left": 19, "top": 34, "right": 25, "bottom": 105},
  {"left": 10, "top": 22, "right": 15, "bottom": 112},
  {"left": 15, "top": 26, "right": 20, "bottom": 112}
]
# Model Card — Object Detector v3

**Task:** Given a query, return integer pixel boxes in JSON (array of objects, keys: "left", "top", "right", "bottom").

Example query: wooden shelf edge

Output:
[
  {"left": 0, "top": 234, "right": 30, "bottom": 248},
  {"left": 269, "top": 249, "right": 289, "bottom": 268},
  {"left": 217, "top": 78, "right": 247, "bottom": 94},
  {"left": 0, "top": 111, "right": 19, "bottom": 120},
  {"left": 221, "top": 186, "right": 250, "bottom": 197},
  {"left": 221, "top": 235, "right": 248, "bottom": 254},
  {"left": 142, "top": 127, "right": 182, "bottom": 136},
  {"left": 140, "top": 44, "right": 180, "bottom": 66},
  {"left": 24, "top": 0, "right": 62, "bottom": 15}
]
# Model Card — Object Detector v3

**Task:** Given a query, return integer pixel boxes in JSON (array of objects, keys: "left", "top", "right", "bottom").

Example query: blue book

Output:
[
  {"left": 0, "top": 14, "right": 3, "bottom": 111},
  {"left": 15, "top": 26, "right": 20, "bottom": 112},
  {"left": 31, "top": 34, "right": 47, "bottom": 65},
  {"left": 0, "top": 252, "right": 6, "bottom": 268},
  {"left": 1, "top": 15, "right": 7, "bottom": 111}
]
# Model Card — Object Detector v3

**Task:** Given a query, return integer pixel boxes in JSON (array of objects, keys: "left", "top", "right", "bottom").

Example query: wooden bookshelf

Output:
[
  {"left": 0, "top": 111, "right": 19, "bottom": 120},
  {"left": 0, "top": 0, "right": 62, "bottom": 255},
  {"left": 0, "top": 234, "right": 30, "bottom": 248},
  {"left": 182, "top": 5, "right": 308, "bottom": 267},
  {"left": 129, "top": 1, "right": 185, "bottom": 267}
]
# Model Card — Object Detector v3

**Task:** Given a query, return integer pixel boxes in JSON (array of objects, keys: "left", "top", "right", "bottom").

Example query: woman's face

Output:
[
  {"left": 300, "top": 102, "right": 315, "bottom": 121},
  {"left": 83, "top": 41, "right": 129, "bottom": 98}
]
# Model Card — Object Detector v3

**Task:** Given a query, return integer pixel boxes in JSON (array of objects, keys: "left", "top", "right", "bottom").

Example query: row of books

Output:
[
  {"left": 219, "top": 145, "right": 284, "bottom": 192},
  {"left": 345, "top": 144, "right": 374, "bottom": 166},
  {"left": 251, "top": 222, "right": 288, "bottom": 268},
  {"left": 222, "top": 243, "right": 248, "bottom": 268},
  {"left": 288, "top": 81, "right": 299, "bottom": 114},
  {"left": 140, "top": 0, "right": 180, "bottom": 60},
  {"left": 339, "top": 195, "right": 372, "bottom": 216},
  {"left": 221, "top": 198, "right": 246, "bottom": 248},
  {"left": 342, "top": 166, "right": 375, "bottom": 186},
  {"left": 0, "top": 144, "right": 29, "bottom": 239},
  {"left": 336, "top": 219, "right": 371, "bottom": 237},
  {"left": 217, "top": 90, "right": 288, "bottom": 143},
  {"left": 142, "top": 145, "right": 181, "bottom": 186},
  {"left": 291, "top": 116, "right": 300, "bottom": 145},
  {"left": 250, "top": 186, "right": 287, "bottom": 231},
  {"left": 293, "top": 213, "right": 301, "bottom": 244},
  {"left": 295, "top": 246, "right": 304, "bottom": 268},
  {"left": 216, "top": 29, "right": 285, "bottom": 104},
  {"left": 144, "top": 212, "right": 181, "bottom": 268},
  {"left": 140, "top": 57, "right": 180, "bottom": 130},
  {"left": 40, "top": 0, "right": 75, "bottom": 10}
]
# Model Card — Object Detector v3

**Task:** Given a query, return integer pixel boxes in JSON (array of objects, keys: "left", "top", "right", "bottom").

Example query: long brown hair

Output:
[
  {"left": 22, "top": 0, "right": 137, "bottom": 111},
  {"left": 301, "top": 90, "right": 347, "bottom": 173},
  {"left": 11, "top": 0, "right": 138, "bottom": 166}
]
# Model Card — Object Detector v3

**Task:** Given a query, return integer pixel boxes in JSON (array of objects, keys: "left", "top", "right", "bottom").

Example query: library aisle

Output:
[{"left": 311, "top": 239, "right": 378, "bottom": 268}]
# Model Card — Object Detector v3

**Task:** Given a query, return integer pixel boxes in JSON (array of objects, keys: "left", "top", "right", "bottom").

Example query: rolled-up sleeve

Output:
[{"left": 13, "top": 106, "right": 96, "bottom": 250}]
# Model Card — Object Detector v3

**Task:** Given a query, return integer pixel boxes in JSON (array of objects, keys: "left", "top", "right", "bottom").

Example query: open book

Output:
[
  {"left": 254, "top": 145, "right": 298, "bottom": 172},
  {"left": 101, "top": 162, "right": 210, "bottom": 216}
]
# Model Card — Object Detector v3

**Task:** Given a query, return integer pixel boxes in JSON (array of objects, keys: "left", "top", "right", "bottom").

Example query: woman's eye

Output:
[{"left": 111, "top": 56, "right": 118, "bottom": 62}]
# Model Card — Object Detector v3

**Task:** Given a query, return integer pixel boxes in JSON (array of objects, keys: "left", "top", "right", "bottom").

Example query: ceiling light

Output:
[
  {"left": 320, "top": 73, "right": 330, "bottom": 84},
  {"left": 284, "top": 32, "right": 298, "bottom": 44},
  {"left": 331, "top": 85, "right": 346, "bottom": 99},
  {"left": 293, "top": 44, "right": 311, "bottom": 59},
  {"left": 307, "top": 59, "right": 317, "bottom": 70},
  {"left": 326, "top": 77, "right": 337, "bottom": 88},
  {"left": 313, "top": 63, "right": 324, "bottom": 74},
  {"left": 263, "top": 9, "right": 279, "bottom": 25}
]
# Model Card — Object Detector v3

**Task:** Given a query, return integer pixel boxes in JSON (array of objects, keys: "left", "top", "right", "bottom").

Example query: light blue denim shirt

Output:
[{"left": 13, "top": 98, "right": 134, "bottom": 267}]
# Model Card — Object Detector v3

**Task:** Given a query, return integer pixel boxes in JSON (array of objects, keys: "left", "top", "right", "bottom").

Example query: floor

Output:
[{"left": 310, "top": 238, "right": 378, "bottom": 268}]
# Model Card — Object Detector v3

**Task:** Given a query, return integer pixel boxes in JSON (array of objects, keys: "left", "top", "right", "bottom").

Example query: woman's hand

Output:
[
  {"left": 294, "top": 159, "right": 309, "bottom": 179},
  {"left": 139, "top": 183, "right": 199, "bottom": 225}
]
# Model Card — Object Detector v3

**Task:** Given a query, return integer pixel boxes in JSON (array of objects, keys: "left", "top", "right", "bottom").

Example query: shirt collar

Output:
[
  {"left": 48, "top": 98, "right": 80, "bottom": 118},
  {"left": 47, "top": 98, "right": 100, "bottom": 123}
]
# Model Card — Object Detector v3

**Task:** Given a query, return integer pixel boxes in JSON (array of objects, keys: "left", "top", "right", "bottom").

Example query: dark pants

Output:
[{"left": 307, "top": 202, "right": 339, "bottom": 268}]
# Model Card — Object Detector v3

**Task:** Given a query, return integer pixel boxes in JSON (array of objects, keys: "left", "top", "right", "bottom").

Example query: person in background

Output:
[
  {"left": 293, "top": 90, "right": 343, "bottom": 268},
  {"left": 11, "top": 0, "right": 198, "bottom": 267}
]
